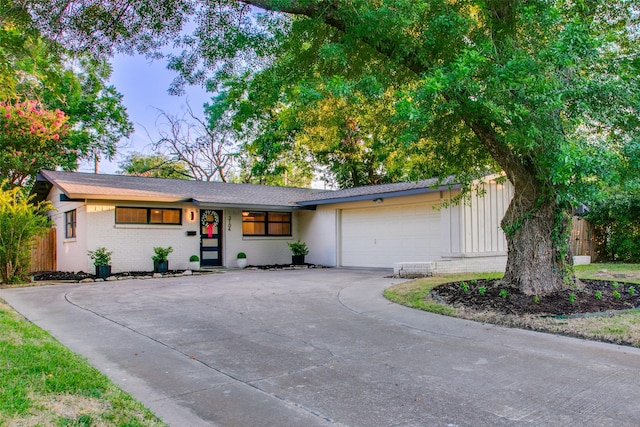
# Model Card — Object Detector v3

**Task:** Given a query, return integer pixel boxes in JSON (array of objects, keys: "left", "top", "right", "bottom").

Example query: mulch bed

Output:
[
  {"left": 31, "top": 271, "right": 179, "bottom": 281},
  {"left": 432, "top": 279, "right": 640, "bottom": 316},
  {"left": 30, "top": 266, "right": 323, "bottom": 282}
]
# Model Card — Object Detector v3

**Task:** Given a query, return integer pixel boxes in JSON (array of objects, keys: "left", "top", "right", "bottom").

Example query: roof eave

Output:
[
  {"left": 80, "top": 194, "right": 186, "bottom": 203},
  {"left": 297, "top": 183, "right": 462, "bottom": 206},
  {"left": 196, "top": 202, "right": 301, "bottom": 210}
]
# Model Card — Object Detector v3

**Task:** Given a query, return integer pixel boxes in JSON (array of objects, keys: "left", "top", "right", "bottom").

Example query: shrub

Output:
[
  {"left": 152, "top": 246, "right": 173, "bottom": 262},
  {"left": 0, "top": 184, "right": 53, "bottom": 283},
  {"left": 585, "top": 193, "right": 640, "bottom": 262},
  {"left": 287, "top": 241, "right": 309, "bottom": 256},
  {"left": 88, "top": 247, "right": 112, "bottom": 266}
]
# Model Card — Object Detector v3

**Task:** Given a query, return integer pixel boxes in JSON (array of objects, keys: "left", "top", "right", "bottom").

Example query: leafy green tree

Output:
[
  {"left": 0, "top": 8, "right": 133, "bottom": 179},
  {"left": 19, "top": 1, "right": 640, "bottom": 296},
  {"left": 0, "top": 100, "right": 72, "bottom": 188},
  {"left": 118, "top": 153, "right": 192, "bottom": 179},
  {"left": 585, "top": 194, "right": 640, "bottom": 263},
  {"left": 0, "top": 182, "right": 53, "bottom": 283}
]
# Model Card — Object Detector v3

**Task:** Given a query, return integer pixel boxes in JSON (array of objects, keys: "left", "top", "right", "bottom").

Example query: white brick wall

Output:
[
  {"left": 48, "top": 187, "right": 88, "bottom": 273},
  {"left": 47, "top": 192, "right": 305, "bottom": 272},
  {"left": 85, "top": 202, "right": 199, "bottom": 273}
]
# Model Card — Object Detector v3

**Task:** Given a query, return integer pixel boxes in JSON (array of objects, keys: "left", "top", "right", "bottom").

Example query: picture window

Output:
[
  {"left": 116, "top": 207, "right": 181, "bottom": 225},
  {"left": 242, "top": 211, "right": 291, "bottom": 236}
]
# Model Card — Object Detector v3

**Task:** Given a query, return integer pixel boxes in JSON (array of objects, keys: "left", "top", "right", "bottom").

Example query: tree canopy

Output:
[
  {"left": 1, "top": 4, "right": 133, "bottom": 187},
  {"left": 117, "top": 153, "right": 192, "bottom": 179},
  {"left": 16, "top": 0, "right": 640, "bottom": 295}
]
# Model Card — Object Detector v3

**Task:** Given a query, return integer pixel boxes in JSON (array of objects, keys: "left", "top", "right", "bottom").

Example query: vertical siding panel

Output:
[
  {"left": 481, "top": 183, "right": 489, "bottom": 252},
  {"left": 441, "top": 201, "right": 452, "bottom": 255},
  {"left": 477, "top": 191, "right": 483, "bottom": 253},
  {"left": 497, "top": 182, "right": 505, "bottom": 253},
  {"left": 464, "top": 199, "right": 473, "bottom": 253},
  {"left": 491, "top": 181, "right": 500, "bottom": 252}
]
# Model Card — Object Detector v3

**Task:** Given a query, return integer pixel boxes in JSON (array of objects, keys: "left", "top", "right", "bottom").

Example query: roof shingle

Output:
[{"left": 36, "top": 171, "right": 458, "bottom": 208}]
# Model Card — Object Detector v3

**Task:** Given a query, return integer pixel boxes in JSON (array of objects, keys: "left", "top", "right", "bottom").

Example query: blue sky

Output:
[{"left": 77, "top": 53, "right": 211, "bottom": 174}]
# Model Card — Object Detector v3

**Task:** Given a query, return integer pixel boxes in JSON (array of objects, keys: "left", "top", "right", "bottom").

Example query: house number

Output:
[{"left": 201, "top": 210, "right": 219, "bottom": 227}]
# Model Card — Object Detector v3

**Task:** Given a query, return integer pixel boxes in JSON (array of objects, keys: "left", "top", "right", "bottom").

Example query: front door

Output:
[{"left": 200, "top": 209, "right": 223, "bottom": 266}]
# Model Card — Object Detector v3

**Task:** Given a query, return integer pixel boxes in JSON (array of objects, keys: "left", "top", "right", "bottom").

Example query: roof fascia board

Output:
[
  {"left": 297, "top": 184, "right": 462, "bottom": 206},
  {"left": 81, "top": 198, "right": 297, "bottom": 211},
  {"left": 197, "top": 203, "right": 300, "bottom": 211},
  {"left": 80, "top": 196, "right": 185, "bottom": 203}
]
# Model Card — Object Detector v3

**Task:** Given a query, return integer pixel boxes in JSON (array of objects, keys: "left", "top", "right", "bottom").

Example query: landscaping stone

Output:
[
  {"left": 152, "top": 273, "right": 162, "bottom": 279},
  {"left": 79, "top": 278, "right": 94, "bottom": 283},
  {"left": 106, "top": 276, "right": 118, "bottom": 281}
]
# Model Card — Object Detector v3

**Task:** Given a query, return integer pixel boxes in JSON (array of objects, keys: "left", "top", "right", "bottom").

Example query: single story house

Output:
[{"left": 33, "top": 170, "right": 514, "bottom": 275}]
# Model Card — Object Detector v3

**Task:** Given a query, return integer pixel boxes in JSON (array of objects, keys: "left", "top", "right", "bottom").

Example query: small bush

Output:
[
  {"left": 586, "top": 193, "right": 640, "bottom": 262},
  {"left": 0, "top": 184, "right": 53, "bottom": 283}
]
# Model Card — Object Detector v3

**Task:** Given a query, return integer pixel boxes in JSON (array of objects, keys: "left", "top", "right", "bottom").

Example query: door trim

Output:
[{"left": 200, "top": 209, "right": 223, "bottom": 266}]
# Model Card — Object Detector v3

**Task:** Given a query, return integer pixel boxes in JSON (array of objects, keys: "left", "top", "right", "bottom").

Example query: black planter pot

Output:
[
  {"left": 95, "top": 265, "right": 111, "bottom": 278},
  {"left": 154, "top": 260, "right": 169, "bottom": 273},
  {"left": 292, "top": 255, "right": 305, "bottom": 265}
]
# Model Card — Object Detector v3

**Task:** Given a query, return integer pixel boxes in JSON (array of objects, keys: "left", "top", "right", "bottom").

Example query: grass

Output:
[
  {"left": 574, "top": 263, "right": 640, "bottom": 284},
  {"left": 0, "top": 299, "right": 167, "bottom": 427},
  {"left": 384, "top": 263, "right": 640, "bottom": 348}
]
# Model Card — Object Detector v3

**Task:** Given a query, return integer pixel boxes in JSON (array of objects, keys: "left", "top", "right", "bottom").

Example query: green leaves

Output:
[
  {"left": 0, "top": 183, "right": 53, "bottom": 283},
  {"left": 0, "top": 16, "right": 132, "bottom": 184},
  {"left": 0, "top": 101, "right": 73, "bottom": 188}
]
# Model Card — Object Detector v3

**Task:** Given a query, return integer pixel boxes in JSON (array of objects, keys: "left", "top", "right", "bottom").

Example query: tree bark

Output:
[
  {"left": 465, "top": 117, "right": 574, "bottom": 295},
  {"left": 500, "top": 176, "right": 574, "bottom": 295}
]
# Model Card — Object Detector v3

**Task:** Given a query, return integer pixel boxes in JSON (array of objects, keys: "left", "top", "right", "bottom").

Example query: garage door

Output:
[{"left": 340, "top": 203, "right": 441, "bottom": 268}]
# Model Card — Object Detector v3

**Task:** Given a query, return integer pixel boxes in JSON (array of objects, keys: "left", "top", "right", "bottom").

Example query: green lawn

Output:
[
  {"left": 384, "top": 263, "right": 640, "bottom": 347},
  {"left": 0, "top": 300, "right": 167, "bottom": 426}
]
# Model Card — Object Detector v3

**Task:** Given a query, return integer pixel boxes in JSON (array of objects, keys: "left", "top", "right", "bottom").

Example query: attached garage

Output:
[
  {"left": 298, "top": 176, "right": 512, "bottom": 273},
  {"left": 339, "top": 202, "right": 441, "bottom": 268}
]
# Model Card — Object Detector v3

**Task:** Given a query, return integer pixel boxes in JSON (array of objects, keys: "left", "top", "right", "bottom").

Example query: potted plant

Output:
[
  {"left": 152, "top": 246, "right": 173, "bottom": 272},
  {"left": 189, "top": 255, "right": 200, "bottom": 271},
  {"left": 236, "top": 252, "right": 247, "bottom": 269},
  {"left": 288, "top": 241, "right": 309, "bottom": 265},
  {"left": 88, "top": 247, "right": 112, "bottom": 278}
]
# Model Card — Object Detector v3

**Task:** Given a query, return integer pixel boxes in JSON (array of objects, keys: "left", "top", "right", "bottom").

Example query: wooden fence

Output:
[
  {"left": 570, "top": 216, "right": 596, "bottom": 257},
  {"left": 30, "top": 228, "right": 56, "bottom": 272}
]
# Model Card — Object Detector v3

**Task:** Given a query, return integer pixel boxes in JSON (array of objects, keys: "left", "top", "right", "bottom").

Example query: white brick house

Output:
[{"left": 33, "top": 170, "right": 513, "bottom": 274}]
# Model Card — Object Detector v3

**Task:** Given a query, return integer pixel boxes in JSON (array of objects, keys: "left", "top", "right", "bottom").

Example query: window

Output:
[
  {"left": 65, "top": 210, "right": 76, "bottom": 238},
  {"left": 116, "top": 207, "right": 181, "bottom": 225},
  {"left": 115, "top": 207, "right": 147, "bottom": 224},
  {"left": 242, "top": 211, "right": 291, "bottom": 236}
]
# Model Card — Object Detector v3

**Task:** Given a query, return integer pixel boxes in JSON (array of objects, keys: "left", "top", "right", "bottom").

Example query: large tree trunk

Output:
[
  {"left": 466, "top": 119, "right": 575, "bottom": 295},
  {"left": 500, "top": 173, "right": 575, "bottom": 295}
]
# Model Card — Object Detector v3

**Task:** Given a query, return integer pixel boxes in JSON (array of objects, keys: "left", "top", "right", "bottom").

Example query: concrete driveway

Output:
[{"left": 2, "top": 268, "right": 640, "bottom": 426}]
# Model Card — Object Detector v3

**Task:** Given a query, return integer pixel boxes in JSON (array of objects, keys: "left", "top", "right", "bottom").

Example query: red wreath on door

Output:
[{"left": 201, "top": 210, "right": 219, "bottom": 238}]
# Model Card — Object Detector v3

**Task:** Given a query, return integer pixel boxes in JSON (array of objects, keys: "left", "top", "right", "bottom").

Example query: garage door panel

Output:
[{"left": 341, "top": 203, "right": 440, "bottom": 268}]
